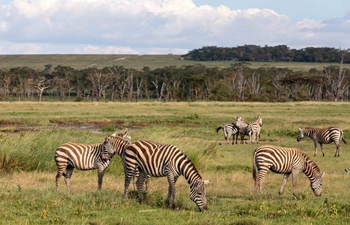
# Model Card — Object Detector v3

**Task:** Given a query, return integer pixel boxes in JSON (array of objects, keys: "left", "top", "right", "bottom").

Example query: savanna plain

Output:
[{"left": 1, "top": 101, "right": 350, "bottom": 225}]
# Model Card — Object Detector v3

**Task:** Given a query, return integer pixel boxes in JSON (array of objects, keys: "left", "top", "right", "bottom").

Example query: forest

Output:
[
  {"left": 0, "top": 45, "right": 349, "bottom": 102},
  {"left": 181, "top": 45, "right": 350, "bottom": 63}
]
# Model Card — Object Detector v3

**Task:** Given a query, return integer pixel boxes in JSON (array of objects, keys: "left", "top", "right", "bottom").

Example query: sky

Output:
[{"left": 0, "top": 0, "right": 350, "bottom": 55}]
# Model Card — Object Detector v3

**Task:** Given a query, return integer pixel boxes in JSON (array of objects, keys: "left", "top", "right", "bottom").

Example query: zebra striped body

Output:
[
  {"left": 234, "top": 116, "right": 252, "bottom": 144},
  {"left": 55, "top": 131, "right": 130, "bottom": 191},
  {"left": 117, "top": 139, "right": 208, "bottom": 211},
  {"left": 297, "top": 127, "right": 347, "bottom": 157},
  {"left": 216, "top": 123, "right": 239, "bottom": 145},
  {"left": 252, "top": 145, "right": 324, "bottom": 197},
  {"left": 247, "top": 115, "right": 263, "bottom": 144}
]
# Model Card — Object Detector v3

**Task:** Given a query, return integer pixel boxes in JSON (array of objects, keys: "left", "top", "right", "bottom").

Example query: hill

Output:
[{"left": 0, "top": 54, "right": 348, "bottom": 71}]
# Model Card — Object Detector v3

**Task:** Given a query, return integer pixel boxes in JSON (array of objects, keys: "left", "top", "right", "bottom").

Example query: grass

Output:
[
  {"left": 0, "top": 54, "right": 349, "bottom": 71},
  {"left": 1, "top": 102, "right": 350, "bottom": 224}
]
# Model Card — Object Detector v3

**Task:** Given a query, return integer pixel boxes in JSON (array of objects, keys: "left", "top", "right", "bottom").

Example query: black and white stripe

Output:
[
  {"left": 234, "top": 116, "right": 252, "bottom": 144},
  {"left": 297, "top": 127, "right": 347, "bottom": 157},
  {"left": 55, "top": 130, "right": 131, "bottom": 191},
  {"left": 247, "top": 115, "right": 263, "bottom": 144},
  {"left": 252, "top": 145, "right": 324, "bottom": 197},
  {"left": 115, "top": 139, "right": 208, "bottom": 211},
  {"left": 216, "top": 123, "right": 239, "bottom": 145}
]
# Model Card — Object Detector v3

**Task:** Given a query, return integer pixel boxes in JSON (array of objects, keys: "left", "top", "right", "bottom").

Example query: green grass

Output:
[
  {"left": 0, "top": 54, "right": 348, "bottom": 71},
  {"left": 1, "top": 102, "right": 350, "bottom": 224}
]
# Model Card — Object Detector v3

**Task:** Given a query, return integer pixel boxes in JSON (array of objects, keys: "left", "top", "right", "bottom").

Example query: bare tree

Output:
[
  {"left": 324, "top": 57, "right": 349, "bottom": 101},
  {"left": 88, "top": 70, "right": 111, "bottom": 101},
  {"left": 33, "top": 76, "right": 54, "bottom": 102},
  {"left": 0, "top": 70, "right": 14, "bottom": 97},
  {"left": 152, "top": 77, "right": 166, "bottom": 101}
]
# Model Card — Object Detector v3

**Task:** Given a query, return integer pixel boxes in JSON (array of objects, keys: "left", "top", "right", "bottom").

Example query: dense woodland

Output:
[
  {"left": 181, "top": 45, "right": 350, "bottom": 63},
  {"left": 0, "top": 45, "right": 349, "bottom": 102}
]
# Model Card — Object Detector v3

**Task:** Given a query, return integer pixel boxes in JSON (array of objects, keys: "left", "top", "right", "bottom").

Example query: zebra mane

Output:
[
  {"left": 302, "top": 152, "right": 321, "bottom": 173},
  {"left": 179, "top": 155, "right": 202, "bottom": 184}
]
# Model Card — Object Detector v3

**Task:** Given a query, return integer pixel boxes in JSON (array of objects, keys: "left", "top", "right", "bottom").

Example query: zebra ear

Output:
[
  {"left": 320, "top": 172, "right": 325, "bottom": 179},
  {"left": 298, "top": 128, "right": 301, "bottom": 131},
  {"left": 123, "top": 128, "right": 128, "bottom": 135},
  {"left": 203, "top": 180, "right": 210, "bottom": 185}
]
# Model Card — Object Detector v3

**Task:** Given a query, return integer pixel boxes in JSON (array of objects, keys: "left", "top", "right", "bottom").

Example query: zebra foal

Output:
[
  {"left": 252, "top": 145, "right": 324, "bottom": 197},
  {"left": 297, "top": 127, "right": 347, "bottom": 157},
  {"left": 55, "top": 129, "right": 131, "bottom": 191},
  {"left": 105, "top": 139, "right": 208, "bottom": 211}
]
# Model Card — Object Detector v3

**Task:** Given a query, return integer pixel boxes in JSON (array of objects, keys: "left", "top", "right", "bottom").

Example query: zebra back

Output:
[{"left": 55, "top": 142, "right": 106, "bottom": 170}]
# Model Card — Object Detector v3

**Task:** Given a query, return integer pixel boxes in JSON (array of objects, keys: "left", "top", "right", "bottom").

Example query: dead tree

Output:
[
  {"left": 324, "top": 57, "right": 349, "bottom": 101},
  {"left": 33, "top": 76, "right": 53, "bottom": 102}
]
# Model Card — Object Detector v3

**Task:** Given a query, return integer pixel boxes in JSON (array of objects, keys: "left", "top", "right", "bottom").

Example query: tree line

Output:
[
  {"left": 181, "top": 45, "right": 350, "bottom": 63},
  {"left": 0, "top": 60, "right": 349, "bottom": 102}
]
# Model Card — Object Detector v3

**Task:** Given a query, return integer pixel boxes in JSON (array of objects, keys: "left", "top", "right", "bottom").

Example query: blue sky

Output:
[{"left": 0, "top": 0, "right": 349, "bottom": 54}]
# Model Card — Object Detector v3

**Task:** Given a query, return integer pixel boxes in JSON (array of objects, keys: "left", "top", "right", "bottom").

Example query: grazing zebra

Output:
[
  {"left": 216, "top": 123, "right": 239, "bottom": 145},
  {"left": 247, "top": 115, "right": 263, "bottom": 144},
  {"left": 55, "top": 129, "right": 131, "bottom": 191},
  {"left": 297, "top": 127, "right": 347, "bottom": 157},
  {"left": 108, "top": 139, "right": 208, "bottom": 211},
  {"left": 252, "top": 145, "right": 324, "bottom": 197}
]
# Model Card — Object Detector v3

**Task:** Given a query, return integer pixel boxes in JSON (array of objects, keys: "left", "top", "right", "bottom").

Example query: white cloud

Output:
[
  {"left": 0, "top": 0, "right": 349, "bottom": 54},
  {"left": 296, "top": 19, "right": 326, "bottom": 30}
]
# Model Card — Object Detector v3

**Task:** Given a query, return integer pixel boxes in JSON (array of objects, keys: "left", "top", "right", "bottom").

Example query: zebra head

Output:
[
  {"left": 297, "top": 128, "right": 304, "bottom": 142},
  {"left": 111, "top": 128, "right": 132, "bottom": 144},
  {"left": 190, "top": 180, "right": 209, "bottom": 212},
  {"left": 233, "top": 116, "right": 244, "bottom": 128},
  {"left": 257, "top": 115, "right": 263, "bottom": 127},
  {"left": 102, "top": 131, "right": 131, "bottom": 159},
  {"left": 310, "top": 172, "right": 325, "bottom": 196}
]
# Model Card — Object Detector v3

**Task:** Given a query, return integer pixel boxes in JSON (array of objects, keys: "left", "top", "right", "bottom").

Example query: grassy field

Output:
[
  {"left": 1, "top": 102, "right": 350, "bottom": 224},
  {"left": 0, "top": 54, "right": 348, "bottom": 71}
]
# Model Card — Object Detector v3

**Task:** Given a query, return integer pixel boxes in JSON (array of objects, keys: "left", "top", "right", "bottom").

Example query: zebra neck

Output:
[
  {"left": 303, "top": 157, "right": 320, "bottom": 179},
  {"left": 179, "top": 157, "right": 202, "bottom": 185}
]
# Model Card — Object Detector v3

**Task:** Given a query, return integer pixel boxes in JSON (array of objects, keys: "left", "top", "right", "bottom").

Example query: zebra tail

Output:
[
  {"left": 341, "top": 131, "right": 347, "bottom": 144},
  {"left": 216, "top": 126, "right": 223, "bottom": 133},
  {"left": 252, "top": 153, "right": 257, "bottom": 182}
]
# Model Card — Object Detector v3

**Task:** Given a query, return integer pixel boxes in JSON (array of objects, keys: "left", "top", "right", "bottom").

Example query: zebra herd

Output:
[
  {"left": 54, "top": 114, "right": 347, "bottom": 212},
  {"left": 217, "top": 115, "right": 348, "bottom": 197}
]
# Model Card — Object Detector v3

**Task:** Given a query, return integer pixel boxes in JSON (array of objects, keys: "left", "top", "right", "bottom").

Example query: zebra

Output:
[
  {"left": 247, "top": 115, "right": 263, "bottom": 144},
  {"left": 234, "top": 116, "right": 253, "bottom": 144},
  {"left": 55, "top": 129, "right": 131, "bottom": 191},
  {"left": 252, "top": 145, "right": 324, "bottom": 197},
  {"left": 297, "top": 127, "right": 347, "bottom": 157},
  {"left": 107, "top": 139, "right": 209, "bottom": 211},
  {"left": 216, "top": 123, "right": 239, "bottom": 145}
]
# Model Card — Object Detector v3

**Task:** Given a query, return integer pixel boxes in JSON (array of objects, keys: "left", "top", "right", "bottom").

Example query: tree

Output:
[{"left": 33, "top": 75, "right": 54, "bottom": 102}]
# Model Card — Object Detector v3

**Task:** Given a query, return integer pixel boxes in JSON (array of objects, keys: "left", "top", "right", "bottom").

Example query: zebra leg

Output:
[
  {"left": 136, "top": 172, "right": 147, "bottom": 203},
  {"left": 320, "top": 143, "right": 325, "bottom": 157},
  {"left": 166, "top": 174, "right": 178, "bottom": 209},
  {"left": 64, "top": 166, "right": 74, "bottom": 192},
  {"left": 55, "top": 171, "right": 63, "bottom": 190},
  {"left": 313, "top": 141, "right": 318, "bottom": 156},
  {"left": 123, "top": 166, "right": 136, "bottom": 198},
  {"left": 97, "top": 167, "right": 106, "bottom": 190},
  {"left": 335, "top": 142, "right": 341, "bottom": 157},
  {"left": 291, "top": 170, "right": 299, "bottom": 198},
  {"left": 255, "top": 168, "right": 268, "bottom": 194},
  {"left": 279, "top": 173, "right": 290, "bottom": 195}
]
